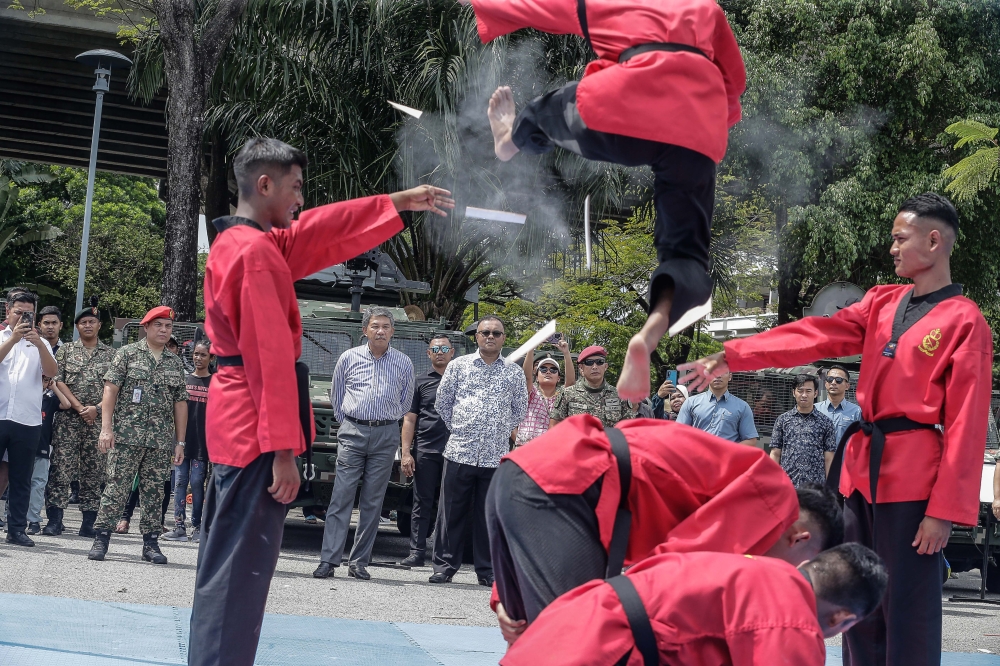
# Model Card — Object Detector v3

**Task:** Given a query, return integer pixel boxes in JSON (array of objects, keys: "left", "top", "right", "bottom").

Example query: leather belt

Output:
[
  {"left": 344, "top": 415, "right": 397, "bottom": 427},
  {"left": 216, "top": 355, "right": 244, "bottom": 367},
  {"left": 618, "top": 42, "right": 709, "bottom": 63}
]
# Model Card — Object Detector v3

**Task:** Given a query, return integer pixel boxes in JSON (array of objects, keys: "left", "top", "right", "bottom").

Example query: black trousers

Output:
[
  {"left": 513, "top": 81, "right": 717, "bottom": 320},
  {"left": 843, "top": 492, "right": 943, "bottom": 666},
  {"left": 486, "top": 460, "right": 605, "bottom": 623},
  {"left": 432, "top": 459, "right": 494, "bottom": 577},
  {"left": 122, "top": 475, "right": 173, "bottom": 524},
  {"left": 188, "top": 452, "right": 287, "bottom": 666},
  {"left": 409, "top": 449, "right": 444, "bottom": 558},
  {"left": 0, "top": 420, "right": 41, "bottom": 533}
]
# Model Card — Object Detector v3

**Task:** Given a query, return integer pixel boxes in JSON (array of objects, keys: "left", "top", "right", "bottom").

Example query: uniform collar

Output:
[
  {"left": 709, "top": 391, "right": 730, "bottom": 403},
  {"left": 583, "top": 381, "right": 608, "bottom": 393},
  {"left": 213, "top": 215, "right": 265, "bottom": 233}
]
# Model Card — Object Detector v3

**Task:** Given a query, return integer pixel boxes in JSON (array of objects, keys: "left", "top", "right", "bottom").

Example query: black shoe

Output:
[
  {"left": 348, "top": 564, "right": 371, "bottom": 581},
  {"left": 478, "top": 573, "right": 495, "bottom": 587},
  {"left": 88, "top": 530, "right": 111, "bottom": 560},
  {"left": 6, "top": 530, "right": 35, "bottom": 547},
  {"left": 78, "top": 510, "right": 98, "bottom": 538},
  {"left": 428, "top": 572, "right": 453, "bottom": 584},
  {"left": 41, "top": 506, "right": 64, "bottom": 536},
  {"left": 141, "top": 532, "right": 168, "bottom": 565},
  {"left": 26, "top": 522, "right": 40, "bottom": 535},
  {"left": 313, "top": 562, "right": 335, "bottom": 579},
  {"left": 398, "top": 554, "right": 425, "bottom": 567}
]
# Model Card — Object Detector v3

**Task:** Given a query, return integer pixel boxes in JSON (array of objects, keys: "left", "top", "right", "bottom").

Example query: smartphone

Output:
[
  {"left": 20, "top": 312, "right": 33, "bottom": 329},
  {"left": 545, "top": 332, "right": 563, "bottom": 345},
  {"left": 668, "top": 370, "right": 678, "bottom": 386}
]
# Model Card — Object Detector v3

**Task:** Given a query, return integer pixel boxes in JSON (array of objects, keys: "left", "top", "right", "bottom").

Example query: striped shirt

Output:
[{"left": 330, "top": 344, "right": 414, "bottom": 423}]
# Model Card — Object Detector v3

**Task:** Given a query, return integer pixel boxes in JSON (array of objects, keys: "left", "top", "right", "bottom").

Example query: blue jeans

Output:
[{"left": 173, "top": 459, "right": 207, "bottom": 528}]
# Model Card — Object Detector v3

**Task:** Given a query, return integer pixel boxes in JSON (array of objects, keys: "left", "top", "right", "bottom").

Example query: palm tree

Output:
[
  {"left": 0, "top": 161, "right": 62, "bottom": 259},
  {"left": 942, "top": 120, "right": 999, "bottom": 203}
]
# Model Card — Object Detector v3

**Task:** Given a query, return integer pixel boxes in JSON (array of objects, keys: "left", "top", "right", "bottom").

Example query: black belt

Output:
[
  {"left": 618, "top": 42, "right": 709, "bottom": 63},
  {"left": 607, "top": 575, "right": 658, "bottom": 666},
  {"left": 344, "top": 415, "right": 397, "bottom": 427},
  {"left": 604, "top": 426, "right": 632, "bottom": 578},
  {"left": 216, "top": 355, "right": 244, "bottom": 367}
]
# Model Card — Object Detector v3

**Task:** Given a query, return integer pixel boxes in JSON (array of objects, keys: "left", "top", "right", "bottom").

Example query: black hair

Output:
[
  {"left": 805, "top": 543, "right": 888, "bottom": 618},
  {"left": 478, "top": 314, "right": 504, "bottom": 329},
  {"left": 6, "top": 287, "right": 36, "bottom": 309},
  {"left": 794, "top": 374, "right": 820, "bottom": 392},
  {"left": 826, "top": 364, "right": 851, "bottom": 382},
  {"left": 233, "top": 138, "right": 308, "bottom": 198},
  {"left": 796, "top": 484, "right": 844, "bottom": 551},
  {"left": 193, "top": 339, "right": 212, "bottom": 353},
  {"left": 38, "top": 305, "right": 62, "bottom": 322},
  {"left": 427, "top": 334, "right": 451, "bottom": 345},
  {"left": 898, "top": 192, "right": 959, "bottom": 233},
  {"left": 167, "top": 336, "right": 179, "bottom": 347}
]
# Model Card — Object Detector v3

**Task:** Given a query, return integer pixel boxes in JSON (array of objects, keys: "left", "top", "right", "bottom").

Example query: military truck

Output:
[{"left": 114, "top": 249, "right": 476, "bottom": 537}]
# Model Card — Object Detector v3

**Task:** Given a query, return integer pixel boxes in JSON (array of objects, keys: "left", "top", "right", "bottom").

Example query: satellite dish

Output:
[{"left": 803, "top": 282, "right": 866, "bottom": 318}]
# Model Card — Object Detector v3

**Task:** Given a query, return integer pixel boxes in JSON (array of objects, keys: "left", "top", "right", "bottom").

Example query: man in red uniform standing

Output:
[
  {"left": 502, "top": 543, "right": 888, "bottom": 666},
  {"left": 488, "top": 415, "right": 844, "bottom": 643},
  {"left": 187, "top": 138, "right": 454, "bottom": 666},
  {"left": 459, "top": 0, "right": 746, "bottom": 401},
  {"left": 681, "top": 193, "right": 994, "bottom": 666}
]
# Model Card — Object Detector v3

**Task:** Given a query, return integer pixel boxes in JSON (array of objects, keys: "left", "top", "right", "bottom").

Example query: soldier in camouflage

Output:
[
  {"left": 549, "top": 346, "right": 635, "bottom": 428},
  {"left": 87, "top": 306, "right": 188, "bottom": 565},
  {"left": 41, "top": 304, "right": 115, "bottom": 538}
]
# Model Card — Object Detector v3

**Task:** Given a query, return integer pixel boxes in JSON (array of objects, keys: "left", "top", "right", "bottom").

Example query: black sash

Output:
[
  {"left": 605, "top": 426, "right": 632, "bottom": 578},
  {"left": 576, "top": 0, "right": 593, "bottom": 54},
  {"left": 618, "top": 42, "right": 709, "bottom": 63},
  {"left": 607, "top": 575, "right": 658, "bottom": 666}
]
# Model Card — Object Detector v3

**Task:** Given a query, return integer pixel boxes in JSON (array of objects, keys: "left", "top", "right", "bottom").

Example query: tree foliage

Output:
[{"left": 942, "top": 119, "right": 999, "bottom": 203}]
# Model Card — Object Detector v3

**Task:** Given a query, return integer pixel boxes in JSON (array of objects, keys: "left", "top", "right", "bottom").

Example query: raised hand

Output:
[{"left": 677, "top": 351, "right": 729, "bottom": 393}]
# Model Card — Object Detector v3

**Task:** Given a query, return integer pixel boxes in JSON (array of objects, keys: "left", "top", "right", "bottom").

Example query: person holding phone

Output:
[
  {"left": 513, "top": 334, "right": 575, "bottom": 447},
  {"left": 0, "top": 288, "right": 58, "bottom": 547}
]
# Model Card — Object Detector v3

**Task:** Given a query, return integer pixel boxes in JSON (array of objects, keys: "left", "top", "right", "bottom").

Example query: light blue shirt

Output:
[
  {"left": 677, "top": 390, "right": 758, "bottom": 442},
  {"left": 815, "top": 398, "right": 862, "bottom": 445}
]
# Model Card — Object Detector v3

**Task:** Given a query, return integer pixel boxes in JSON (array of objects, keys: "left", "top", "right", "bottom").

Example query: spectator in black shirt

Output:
[
  {"left": 26, "top": 377, "right": 70, "bottom": 534},
  {"left": 398, "top": 336, "right": 455, "bottom": 567},
  {"left": 163, "top": 340, "right": 213, "bottom": 543}
]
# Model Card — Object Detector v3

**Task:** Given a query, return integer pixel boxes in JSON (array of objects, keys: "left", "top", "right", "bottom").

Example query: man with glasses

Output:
[
  {"left": 431, "top": 315, "right": 528, "bottom": 586},
  {"left": 769, "top": 374, "right": 837, "bottom": 488},
  {"left": 550, "top": 346, "right": 631, "bottom": 428},
  {"left": 817, "top": 365, "right": 862, "bottom": 445},
  {"left": 398, "top": 335, "right": 455, "bottom": 567}
]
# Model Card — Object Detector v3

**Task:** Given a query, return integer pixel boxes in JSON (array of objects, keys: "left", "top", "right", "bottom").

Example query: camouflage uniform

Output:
[
  {"left": 46, "top": 340, "right": 116, "bottom": 511},
  {"left": 550, "top": 381, "right": 633, "bottom": 428},
  {"left": 94, "top": 339, "right": 188, "bottom": 534}
]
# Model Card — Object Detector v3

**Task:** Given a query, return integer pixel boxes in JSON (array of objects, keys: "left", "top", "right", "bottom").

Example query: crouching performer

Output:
[
  {"left": 503, "top": 543, "right": 887, "bottom": 666},
  {"left": 486, "top": 416, "right": 843, "bottom": 643}
]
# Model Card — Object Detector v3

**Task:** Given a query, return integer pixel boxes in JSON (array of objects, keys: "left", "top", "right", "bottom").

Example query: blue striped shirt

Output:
[
  {"left": 330, "top": 344, "right": 414, "bottom": 423},
  {"left": 815, "top": 398, "right": 862, "bottom": 445}
]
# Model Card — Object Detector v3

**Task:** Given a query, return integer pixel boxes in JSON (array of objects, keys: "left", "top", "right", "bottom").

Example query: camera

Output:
[{"left": 19, "top": 312, "right": 33, "bottom": 329}]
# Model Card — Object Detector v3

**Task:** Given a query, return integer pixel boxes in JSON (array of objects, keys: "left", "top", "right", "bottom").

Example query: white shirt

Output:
[{"left": 0, "top": 327, "right": 52, "bottom": 426}]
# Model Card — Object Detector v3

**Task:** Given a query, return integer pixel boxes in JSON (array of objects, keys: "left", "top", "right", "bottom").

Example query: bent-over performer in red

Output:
[
  {"left": 187, "top": 138, "right": 454, "bottom": 666},
  {"left": 487, "top": 415, "right": 844, "bottom": 644},
  {"left": 502, "top": 544, "right": 887, "bottom": 666},
  {"left": 681, "top": 193, "right": 993, "bottom": 666}
]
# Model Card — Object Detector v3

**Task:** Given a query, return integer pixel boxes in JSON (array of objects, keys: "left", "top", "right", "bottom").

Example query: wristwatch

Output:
[{"left": 176, "top": 441, "right": 186, "bottom": 447}]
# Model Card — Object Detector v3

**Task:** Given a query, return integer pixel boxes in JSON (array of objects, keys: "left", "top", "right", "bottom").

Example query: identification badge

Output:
[
  {"left": 132, "top": 387, "right": 143, "bottom": 403},
  {"left": 882, "top": 342, "right": 897, "bottom": 358}
]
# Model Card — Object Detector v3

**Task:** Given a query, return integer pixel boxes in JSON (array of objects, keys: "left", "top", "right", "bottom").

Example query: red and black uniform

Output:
[
  {"left": 486, "top": 415, "right": 798, "bottom": 622},
  {"left": 470, "top": 0, "right": 746, "bottom": 329},
  {"left": 187, "top": 198, "right": 402, "bottom": 666},
  {"left": 724, "top": 283, "right": 993, "bottom": 666},
  {"left": 502, "top": 551, "right": 826, "bottom": 666}
]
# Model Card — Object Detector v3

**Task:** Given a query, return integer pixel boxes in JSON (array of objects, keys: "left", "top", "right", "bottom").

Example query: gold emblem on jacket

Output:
[{"left": 918, "top": 329, "right": 942, "bottom": 357}]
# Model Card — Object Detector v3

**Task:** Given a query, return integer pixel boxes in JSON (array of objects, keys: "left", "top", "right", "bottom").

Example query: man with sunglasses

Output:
[
  {"left": 816, "top": 365, "right": 862, "bottom": 445},
  {"left": 398, "top": 336, "right": 455, "bottom": 567},
  {"left": 550, "top": 346, "right": 631, "bottom": 428}
]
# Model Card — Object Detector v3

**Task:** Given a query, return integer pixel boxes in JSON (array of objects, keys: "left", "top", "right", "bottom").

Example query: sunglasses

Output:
[
  {"left": 478, "top": 330, "right": 505, "bottom": 338},
  {"left": 581, "top": 358, "right": 606, "bottom": 367},
  {"left": 825, "top": 377, "right": 847, "bottom": 385},
  {"left": 537, "top": 366, "right": 560, "bottom": 374},
  {"left": 430, "top": 345, "right": 452, "bottom": 353}
]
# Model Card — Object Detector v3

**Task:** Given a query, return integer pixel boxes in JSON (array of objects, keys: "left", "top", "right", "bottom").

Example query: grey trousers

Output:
[
  {"left": 27, "top": 457, "right": 50, "bottom": 523},
  {"left": 319, "top": 419, "right": 399, "bottom": 567}
]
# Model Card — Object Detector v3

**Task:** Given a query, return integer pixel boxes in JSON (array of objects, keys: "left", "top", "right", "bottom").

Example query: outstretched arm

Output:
[{"left": 468, "top": 0, "right": 581, "bottom": 43}]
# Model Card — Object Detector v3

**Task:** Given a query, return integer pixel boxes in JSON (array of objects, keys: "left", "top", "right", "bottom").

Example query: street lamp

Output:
[{"left": 73, "top": 49, "right": 132, "bottom": 338}]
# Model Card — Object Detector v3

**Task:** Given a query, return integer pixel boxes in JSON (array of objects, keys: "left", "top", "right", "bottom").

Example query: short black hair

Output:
[
  {"left": 805, "top": 543, "right": 888, "bottom": 618},
  {"left": 38, "top": 306, "right": 62, "bottom": 322},
  {"left": 794, "top": 374, "right": 820, "bottom": 391},
  {"left": 898, "top": 192, "right": 959, "bottom": 233},
  {"left": 797, "top": 484, "right": 844, "bottom": 551},
  {"left": 826, "top": 364, "right": 851, "bottom": 381},
  {"left": 233, "top": 138, "right": 308, "bottom": 198},
  {"left": 427, "top": 334, "right": 451, "bottom": 346},
  {"left": 6, "top": 287, "right": 36, "bottom": 309},
  {"left": 478, "top": 314, "right": 504, "bottom": 329}
]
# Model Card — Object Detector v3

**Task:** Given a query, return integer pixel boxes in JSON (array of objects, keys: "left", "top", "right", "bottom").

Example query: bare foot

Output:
[
  {"left": 488, "top": 86, "right": 520, "bottom": 162},
  {"left": 617, "top": 335, "right": 652, "bottom": 402}
]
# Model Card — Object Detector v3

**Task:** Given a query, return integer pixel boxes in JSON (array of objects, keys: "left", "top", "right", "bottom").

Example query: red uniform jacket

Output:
[
  {"left": 502, "top": 552, "right": 826, "bottom": 666},
  {"left": 490, "top": 416, "right": 798, "bottom": 610},
  {"left": 204, "top": 197, "right": 402, "bottom": 467},
  {"left": 725, "top": 285, "right": 993, "bottom": 526},
  {"left": 470, "top": 0, "right": 746, "bottom": 163}
]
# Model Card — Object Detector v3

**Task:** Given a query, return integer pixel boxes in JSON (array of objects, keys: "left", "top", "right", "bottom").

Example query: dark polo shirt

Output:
[{"left": 410, "top": 369, "right": 449, "bottom": 454}]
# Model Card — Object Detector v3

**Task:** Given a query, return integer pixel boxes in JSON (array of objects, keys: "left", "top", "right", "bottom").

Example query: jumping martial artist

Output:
[
  {"left": 502, "top": 543, "right": 888, "bottom": 666},
  {"left": 458, "top": 0, "right": 746, "bottom": 401},
  {"left": 487, "top": 414, "right": 844, "bottom": 643},
  {"left": 681, "top": 193, "right": 993, "bottom": 666},
  {"left": 187, "top": 138, "right": 453, "bottom": 666}
]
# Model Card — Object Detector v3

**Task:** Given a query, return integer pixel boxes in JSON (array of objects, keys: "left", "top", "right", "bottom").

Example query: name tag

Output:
[
  {"left": 882, "top": 342, "right": 897, "bottom": 358},
  {"left": 132, "top": 387, "right": 143, "bottom": 404}
]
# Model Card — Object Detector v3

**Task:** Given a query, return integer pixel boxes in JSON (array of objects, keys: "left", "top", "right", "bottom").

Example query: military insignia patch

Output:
[{"left": 918, "top": 329, "right": 942, "bottom": 357}]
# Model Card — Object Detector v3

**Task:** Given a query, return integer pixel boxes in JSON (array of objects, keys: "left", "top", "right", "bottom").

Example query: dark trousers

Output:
[
  {"left": 188, "top": 452, "right": 287, "bottom": 666},
  {"left": 122, "top": 475, "right": 173, "bottom": 524},
  {"left": 843, "top": 492, "right": 943, "bottom": 666},
  {"left": 0, "top": 420, "right": 41, "bottom": 533},
  {"left": 486, "top": 460, "right": 606, "bottom": 623},
  {"left": 409, "top": 449, "right": 444, "bottom": 559},
  {"left": 432, "top": 459, "right": 494, "bottom": 578},
  {"left": 513, "top": 80, "right": 717, "bottom": 319}
]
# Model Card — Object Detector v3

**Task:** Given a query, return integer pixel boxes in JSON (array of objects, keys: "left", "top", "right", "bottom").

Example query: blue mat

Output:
[{"left": 826, "top": 647, "right": 1000, "bottom": 665}]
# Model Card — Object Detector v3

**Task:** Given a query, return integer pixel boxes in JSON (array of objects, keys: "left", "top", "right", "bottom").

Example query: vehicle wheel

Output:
[
  {"left": 396, "top": 511, "right": 411, "bottom": 537},
  {"left": 986, "top": 562, "right": 1000, "bottom": 594}
]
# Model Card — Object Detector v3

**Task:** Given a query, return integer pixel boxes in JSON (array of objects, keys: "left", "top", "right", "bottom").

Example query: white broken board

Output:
[
  {"left": 506, "top": 320, "right": 557, "bottom": 364},
  {"left": 388, "top": 101, "right": 423, "bottom": 118},
  {"left": 465, "top": 207, "right": 527, "bottom": 225}
]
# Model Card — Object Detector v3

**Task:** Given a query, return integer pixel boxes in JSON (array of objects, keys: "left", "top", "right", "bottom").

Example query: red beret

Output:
[
  {"left": 577, "top": 345, "right": 607, "bottom": 362},
  {"left": 141, "top": 306, "right": 176, "bottom": 325}
]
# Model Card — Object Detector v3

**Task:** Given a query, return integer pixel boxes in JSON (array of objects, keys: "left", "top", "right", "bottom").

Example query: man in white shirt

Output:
[{"left": 0, "top": 288, "right": 58, "bottom": 546}]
